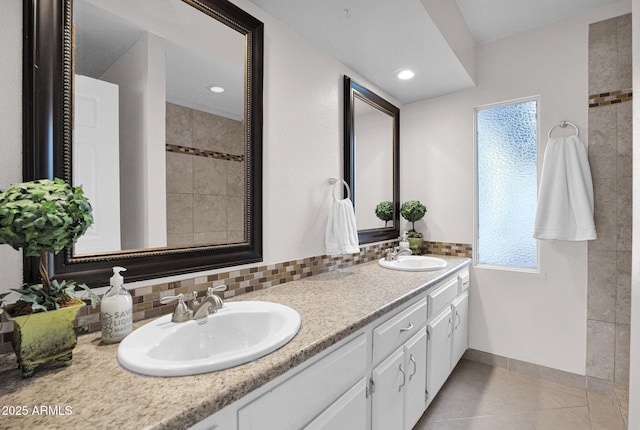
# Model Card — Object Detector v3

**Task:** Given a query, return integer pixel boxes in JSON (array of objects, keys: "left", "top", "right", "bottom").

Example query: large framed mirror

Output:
[
  {"left": 23, "top": 0, "right": 263, "bottom": 286},
  {"left": 343, "top": 76, "right": 400, "bottom": 244}
]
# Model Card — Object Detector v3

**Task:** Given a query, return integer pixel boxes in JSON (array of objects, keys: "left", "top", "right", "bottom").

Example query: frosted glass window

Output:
[{"left": 476, "top": 100, "right": 538, "bottom": 269}]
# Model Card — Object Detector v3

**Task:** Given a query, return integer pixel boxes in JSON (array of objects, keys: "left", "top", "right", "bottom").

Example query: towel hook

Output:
[
  {"left": 329, "top": 178, "right": 351, "bottom": 201},
  {"left": 548, "top": 121, "right": 579, "bottom": 138}
]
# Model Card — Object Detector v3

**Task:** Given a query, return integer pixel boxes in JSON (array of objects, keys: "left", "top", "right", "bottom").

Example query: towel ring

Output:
[
  {"left": 329, "top": 178, "right": 351, "bottom": 201},
  {"left": 548, "top": 121, "right": 579, "bottom": 138}
]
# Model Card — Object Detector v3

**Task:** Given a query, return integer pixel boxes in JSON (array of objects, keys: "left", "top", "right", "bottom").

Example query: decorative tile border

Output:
[
  {"left": 589, "top": 89, "right": 632, "bottom": 108},
  {"left": 0, "top": 240, "right": 472, "bottom": 353},
  {"left": 166, "top": 143, "right": 244, "bottom": 162},
  {"left": 424, "top": 241, "right": 473, "bottom": 257}
]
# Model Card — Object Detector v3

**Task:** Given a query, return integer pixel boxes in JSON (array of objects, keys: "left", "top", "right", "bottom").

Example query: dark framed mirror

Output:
[
  {"left": 344, "top": 76, "right": 400, "bottom": 244},
  {"left": 23, "top": 0, "right": 263, "bottom": 286}
]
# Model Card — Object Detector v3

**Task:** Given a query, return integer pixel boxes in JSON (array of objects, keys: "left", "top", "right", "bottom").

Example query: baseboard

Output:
[{"left": 462, "top": 348, "right": 621, "bottom": 393}]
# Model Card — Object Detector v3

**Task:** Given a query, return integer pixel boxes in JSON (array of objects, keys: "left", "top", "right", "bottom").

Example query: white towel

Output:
[
  {"left": 533, "top": 135, "right": 597, "bottom": 241},
  {"left": 325, "top": 198, "right": 360, "bottom": 255}
]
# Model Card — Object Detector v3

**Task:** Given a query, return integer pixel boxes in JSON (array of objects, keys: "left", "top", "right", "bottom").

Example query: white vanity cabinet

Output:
[
  {"left": 303, "top": 378, "right": 367, "bottom": 430},
  {"left": 451, "top": 271, "right": 470, "bottom": 369},
  {"left": 426, "top": 271, "right": 470, "bottom": 407},
  {"left": 237, "top": 333, "right": 367, "bottom": 430},
  {"left": 191, "top": 265, "right": 471, "bottom": 430},
  {"left": 426, "top": 303, "right": 453, "bottom": 404},
  {"left": 451, "top": 291, "right": 469, "bottom": 368},
  {"left": 371, "top": 298, "right": 428, "bottom": 430}
]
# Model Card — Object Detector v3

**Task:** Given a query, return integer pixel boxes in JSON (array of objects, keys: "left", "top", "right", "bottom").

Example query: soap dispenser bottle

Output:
[
  {"left": 399, "top": 232, "right": 410, "bottom": 251},
  {"left": 100, "top": 266, "right": 133, "bottom": 344}
]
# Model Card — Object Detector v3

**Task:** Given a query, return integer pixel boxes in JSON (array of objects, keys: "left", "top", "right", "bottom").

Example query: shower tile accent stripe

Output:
[
  {"left": 589, "top": 89, "right": 633, "bottom": 108},
  {"left": 166, "top": 143, "right": 245, "bottom": 162},
  {"left": 0, "top": 241, "right": 472, "bottom": 353}
]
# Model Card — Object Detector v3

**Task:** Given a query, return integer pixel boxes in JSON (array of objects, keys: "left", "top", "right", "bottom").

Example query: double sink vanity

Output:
[{"left": 0, "top": 255, "right": 470, "bottom": 430}]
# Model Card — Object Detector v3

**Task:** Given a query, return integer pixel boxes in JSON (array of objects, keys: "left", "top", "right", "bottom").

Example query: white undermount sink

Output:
[
  {"left": 117, "top": 301, "right": 301, "bottom": 377},
  {"left": 378, "top": 255, "right": 448, "bottom": 272}
]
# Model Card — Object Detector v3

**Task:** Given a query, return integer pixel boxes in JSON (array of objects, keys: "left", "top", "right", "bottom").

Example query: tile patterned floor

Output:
[{"left": 414, "top": 360, "right": 628, "bottom": 430}]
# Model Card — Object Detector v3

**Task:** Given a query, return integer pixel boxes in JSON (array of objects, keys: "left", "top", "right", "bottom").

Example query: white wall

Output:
[
  {"left": 102, "top": 33, "right": 167, "bottom": 250},
  {"left": 402, "top": 1, "right": 631, "bottom": 374},
  {"left": 629, "top": 0, "right": 640, "bottom": 427},
  {"left": 0, "top": 1, "right": 24, "bottom": 297},
  {"left": 232, "top": 0, "right": 401, "bottom": 264}
]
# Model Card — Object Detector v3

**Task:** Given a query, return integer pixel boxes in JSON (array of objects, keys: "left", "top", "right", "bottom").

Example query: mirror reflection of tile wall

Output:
[{"left": 165, "top": 102, "right": 246, "bottom": 246}]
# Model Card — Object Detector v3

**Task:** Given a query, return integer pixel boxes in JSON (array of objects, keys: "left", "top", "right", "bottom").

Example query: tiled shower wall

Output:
[
  {"left": 165, "top": 102, "right": 245, "bottom": 246},
  {"left": 587, "top": 14, "right": 632, "bottom": 386}
]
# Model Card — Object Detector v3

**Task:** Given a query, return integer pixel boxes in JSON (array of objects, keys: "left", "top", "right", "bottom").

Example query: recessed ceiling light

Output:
[
  {"left": 397, "top": 70, "right": 415, "bottom": 80},
  {"left": 208, "top": 85, "right": 225, "bottom": 93}
]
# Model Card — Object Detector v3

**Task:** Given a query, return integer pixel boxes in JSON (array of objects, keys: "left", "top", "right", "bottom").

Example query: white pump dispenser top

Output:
[{"left": 110, "top": 266, "right": 126, "bottom": 288}]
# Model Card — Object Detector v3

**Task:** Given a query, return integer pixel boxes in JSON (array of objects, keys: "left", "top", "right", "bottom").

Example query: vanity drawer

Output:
[
  {"left": 427, "top": 278, "right": 458, "bottom": 318},
  {"left": 458, "top": 271, "right": 470, "bottom": 293},
  {"left": 372, "top": 298, "right": 427, "bottom": 365}
]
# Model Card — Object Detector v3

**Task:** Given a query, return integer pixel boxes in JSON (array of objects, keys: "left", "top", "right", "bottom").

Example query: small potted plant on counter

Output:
[
  {"left": 375, "top": 201, "right": 394, "bottom": 227},
  {"left": 400, "top": 200, "right": 427, "bottom": 255},
  {"left": 0, "top": 178, "right": 100, "bottom": 378}
]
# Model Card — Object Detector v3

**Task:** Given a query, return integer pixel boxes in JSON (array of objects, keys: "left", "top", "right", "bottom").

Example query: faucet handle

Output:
[
  {"left": 160, "top": 293, "right": 184, "bottom": 305},
  {"left": 385, "top": 248, "right": 394, "bottom": 261},
  {"left": 160, "top": 294, "right": 194, "bottom": 323},
  {"left": 207, "top": 285, "right": 227, "bottom": 296},
  {"left": 160, "top": 292, "right": 197, "bottom": 304}
]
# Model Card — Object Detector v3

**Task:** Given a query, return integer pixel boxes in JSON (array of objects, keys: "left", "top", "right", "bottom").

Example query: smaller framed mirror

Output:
[{"left": 344, "top": 76, "right": 400, "bottom": 244}]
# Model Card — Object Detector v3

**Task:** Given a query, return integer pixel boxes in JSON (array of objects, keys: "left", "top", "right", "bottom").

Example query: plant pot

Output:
[
  {"left": 6, "top": 299, "right": 85, "bottom": 378},
  {"left": 407, "top": 237, "right": 424, "bottom": 255}
]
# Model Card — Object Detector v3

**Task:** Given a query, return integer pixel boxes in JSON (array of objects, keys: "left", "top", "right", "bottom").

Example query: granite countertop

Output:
[{"left": 0, "top": 256, "right": 470, "bottom": 430}]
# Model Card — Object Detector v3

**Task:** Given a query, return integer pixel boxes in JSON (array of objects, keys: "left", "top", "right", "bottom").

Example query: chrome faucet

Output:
[
  {"left": 160, "top": 285, "right": 227, "bottom": 322},
  {"left": 385, "top": 247, "right": 413, "bottom": 261},
  {"left": 193, "top": 289, "right": 224, "bottom": 319}
]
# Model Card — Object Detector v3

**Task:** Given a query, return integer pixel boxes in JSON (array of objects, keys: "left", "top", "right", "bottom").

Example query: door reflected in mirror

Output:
[
  {"left": 72, "top": 0, "right": 247, "bottom": 255},
  {"left": 344, "top": 76, "right": 400, "bottom": 244}
]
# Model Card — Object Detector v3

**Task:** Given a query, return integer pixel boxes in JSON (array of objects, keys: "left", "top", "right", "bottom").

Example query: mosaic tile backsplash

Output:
[{"left": 0, "top": 241, "right": 472, "bottom": 354}]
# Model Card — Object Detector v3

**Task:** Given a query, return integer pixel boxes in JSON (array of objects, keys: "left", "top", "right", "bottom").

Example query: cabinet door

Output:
[
  {"left": 238, "top": 334, "right": 367, "bottom": 430},
  {"left": 304, "top": 378, "right": 367, "bottom": 430},
  {"left": 372, "top": 347, "right": 405, "bottom": 430},
  {"left": 426, "top": 306, "right": 453, "bottom": 406},
  {"left": 451, "top": 291, "right": 469, "bottom": 369},
  {"left": 403, "top": 328, "right": 427, "bottom": 430}
]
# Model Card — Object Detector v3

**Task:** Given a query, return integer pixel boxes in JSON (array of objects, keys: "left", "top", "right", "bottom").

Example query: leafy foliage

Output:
[
  {"left": 10, "top": 280, "right": 100, "bottom": 314},
  {"left": 375, "top": 201, "right": 393, "bottom": 226},
  {"left": 400, "top": 200, "right": 427, "bottom": 237},
  {"left": 0, "top": 178, "right": 93, "bottom": 256},
  {"left": 406, "top": 230, "right": 423, "bottom": 239},
  {"left": 0, "top": 178, "right": 98, "bottom": 315}
]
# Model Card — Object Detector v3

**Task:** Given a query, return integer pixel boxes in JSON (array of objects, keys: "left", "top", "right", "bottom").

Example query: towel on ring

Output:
[
  {"left": 325, "top": 198, "right": 360, "bottom": 256},
  {"left": 532, "top": 135, "right": 597, "bottom": 241}
]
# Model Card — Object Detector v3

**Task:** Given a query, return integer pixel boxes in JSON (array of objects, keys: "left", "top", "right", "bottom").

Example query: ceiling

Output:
[
  {"left": 75, "top": 0, "right": 245, "bottom": 120},
  {"left": 456, "top": 0, "right": 620, "bottom": 43},
  {"left": 75, "top": 0, "right": 623, "bottom": 112},
  {"left": 249, "top": 0, "right": 621, "bottom": 104}
]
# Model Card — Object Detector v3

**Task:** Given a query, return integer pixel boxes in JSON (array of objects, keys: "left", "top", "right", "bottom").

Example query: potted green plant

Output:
[
  {"left": 0, "top": 178, "right": 99, "bottom": 377},
  {"left": 375, "top": 201, "right": 394, "bottom": 227},
  {"left": 400, "top": 200, "right": 427, "bottom": 254}
]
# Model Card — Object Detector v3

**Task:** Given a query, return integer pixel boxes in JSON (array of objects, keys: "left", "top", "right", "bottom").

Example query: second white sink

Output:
[
  {"left": 117, "top": 301, "right": 301, "bottom": 377},
  {"left": 379, "top": 255, "right": 447, "bottom": 272}
]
